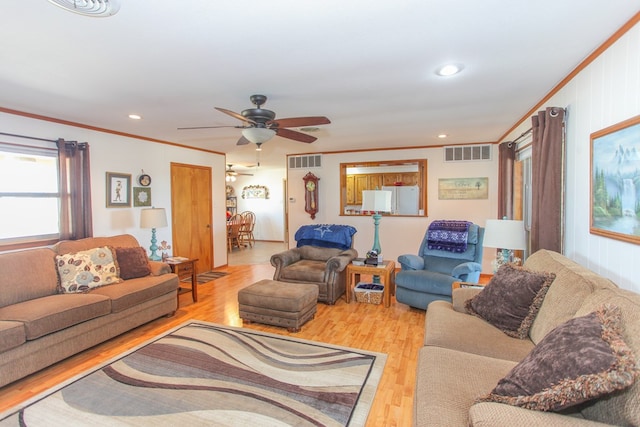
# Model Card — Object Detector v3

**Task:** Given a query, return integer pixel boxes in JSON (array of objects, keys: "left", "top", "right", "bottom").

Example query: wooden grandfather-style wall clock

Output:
[{"left": 303, "top": 172, "right": 319, "bottom": 219}]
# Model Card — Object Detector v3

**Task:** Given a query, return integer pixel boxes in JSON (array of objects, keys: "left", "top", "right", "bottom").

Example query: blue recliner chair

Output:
[{"left": 395, "top": 221, "right": 484, "bottom": 310}]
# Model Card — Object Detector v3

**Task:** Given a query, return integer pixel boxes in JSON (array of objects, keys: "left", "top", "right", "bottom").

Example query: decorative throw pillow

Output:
[
  {"left": 465, "top": 264, "right": 555, "bottom": 339},
  {"left": 115, "top": 246, "right": 151, "bottom": 280},
  {"left": 56, "top": 246, "right": 121, "bottom": 293},
  {"left": 477, "top": 304, "right": 638, "bottom": 412}
]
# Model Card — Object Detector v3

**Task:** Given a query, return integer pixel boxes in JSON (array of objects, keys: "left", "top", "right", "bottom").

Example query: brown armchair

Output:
[{"left": 270, "top": 224, "right": 358, "bottom": 304}]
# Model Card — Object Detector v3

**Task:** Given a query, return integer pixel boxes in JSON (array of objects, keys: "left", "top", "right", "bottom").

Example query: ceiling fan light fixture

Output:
[
  {"left": 47, "top": 0, "right": 120, "bottom": 17},
  {"left": 225, "top": 174, "right": 236, "bottom": 182},
  {"left": 241, "top": 127, "right": 276, "bottom": 144}
]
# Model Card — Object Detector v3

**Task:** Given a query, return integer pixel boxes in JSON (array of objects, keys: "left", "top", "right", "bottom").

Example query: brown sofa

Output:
[
  {"left": 415, "top": 249, "right": 640, "bottom": 426},
  {"left": 0, "top": 234, "right": 179, "bottom": 388}
]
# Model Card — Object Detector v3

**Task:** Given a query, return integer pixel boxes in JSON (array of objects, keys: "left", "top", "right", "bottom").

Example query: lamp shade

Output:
[
  {"left": 140, "top": 208, "right": 167, "bottom": 229},
  {"left": 362, "top": 190, "right": 392, "bottom": 213},
  {"left": 483, "top": 219, "right": 526, "bottom": 250},
  {"left": 241, "top": 127, "right": 276, "bottom": 144}
]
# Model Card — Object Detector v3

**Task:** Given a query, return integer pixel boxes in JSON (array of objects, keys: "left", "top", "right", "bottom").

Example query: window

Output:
[{"left": 0, "top": 144, "right": 60, "bottom": 246}]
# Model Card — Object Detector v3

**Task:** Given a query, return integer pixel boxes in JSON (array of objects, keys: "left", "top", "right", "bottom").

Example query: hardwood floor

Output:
[{"left": 0, "top": 244, "right": 425, "bottom": 426}]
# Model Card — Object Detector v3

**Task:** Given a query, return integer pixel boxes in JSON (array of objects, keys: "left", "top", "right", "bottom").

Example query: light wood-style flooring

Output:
[{"left": 0, "top": 242, "right": 426, "bottom": 426}]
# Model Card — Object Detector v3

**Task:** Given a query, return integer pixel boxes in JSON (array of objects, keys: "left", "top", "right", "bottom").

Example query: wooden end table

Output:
[
  {"left": 167, "top": 258, "right": 198, "bottom": 304},
  {"left": 346, "top": 260, "right": 396, "bottom": 307},
  {"left": 452, "top": 281, "right": 486, "bottom": 290}
]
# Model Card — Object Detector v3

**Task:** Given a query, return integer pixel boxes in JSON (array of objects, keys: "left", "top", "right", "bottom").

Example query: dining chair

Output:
[
  {"left": 227, "top": 214, "right": 243, "bottom": 252},
  {"left": 239, "top": 211, "right": 256, "bottom": 247}
]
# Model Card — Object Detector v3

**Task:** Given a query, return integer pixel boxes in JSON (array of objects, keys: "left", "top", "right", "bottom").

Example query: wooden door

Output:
[
  {"left": 368, "top": 174, "right": 383, "bottom": 190},
  {"left": 355, "top": 175, "right": 368, "bottom": 205},
  {"left": 383, "top": 173, "right": 399, "bottom": 186},
  {"left": 401, "top": 172, "right": 418, "bottom": 186},
  {"left": 346, "top": 175, "right": 355, "bottom": 204},
  {"left": 170, "top": 162, "right": 213, "bottom": 273}
]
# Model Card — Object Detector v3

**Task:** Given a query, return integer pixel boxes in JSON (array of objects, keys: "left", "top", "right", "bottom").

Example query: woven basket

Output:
[{"left": 354, "top": 283, "right": 384, "bottom": 305}]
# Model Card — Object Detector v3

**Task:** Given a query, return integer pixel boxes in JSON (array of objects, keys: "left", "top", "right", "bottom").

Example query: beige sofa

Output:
[
  {"left": 415, "top": 249, "right": 640, "bottom": 426},
  {"left": 0, "top": 234, "right": 179, "bottom": 388}
]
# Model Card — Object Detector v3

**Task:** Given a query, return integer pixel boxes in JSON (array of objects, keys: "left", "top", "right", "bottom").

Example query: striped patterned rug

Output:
[
  {"left": 1, "top": 321, "right": 386, "bottom": 426},
  {"left": 182, "top": 271, "right": 229, "bottom": 284}
]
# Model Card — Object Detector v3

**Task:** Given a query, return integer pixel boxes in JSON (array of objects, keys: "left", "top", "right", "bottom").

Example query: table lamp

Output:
[
  {"left": 361, "top": 190, "right": 392, "bottom": 260},
  {"left": 483, "top": 218, "right": 527, "bottom": 272},
  {"left": 140, "top": 207, "right": 168, "bottom": 261}
]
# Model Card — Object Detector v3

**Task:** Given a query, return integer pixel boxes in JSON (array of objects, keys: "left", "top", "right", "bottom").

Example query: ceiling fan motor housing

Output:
[{"left": 241, "top": 108, "right": 276, "bottom": 125}]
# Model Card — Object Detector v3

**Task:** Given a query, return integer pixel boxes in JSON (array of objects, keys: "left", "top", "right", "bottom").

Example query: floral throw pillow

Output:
[
  {"left": 477, "top": 304, "right": 638, "bottom": 412},
  {"left": 56, "top": 246, "right": 122, "bottom": 293}
]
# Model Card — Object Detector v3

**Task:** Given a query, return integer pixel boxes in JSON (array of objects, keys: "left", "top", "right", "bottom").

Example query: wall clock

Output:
[
  {"left": 303, "top": 172, "right": 319, "bottom": 219},
  {"left": 138, "top": 173, "right": 151, "bottom": 186}
]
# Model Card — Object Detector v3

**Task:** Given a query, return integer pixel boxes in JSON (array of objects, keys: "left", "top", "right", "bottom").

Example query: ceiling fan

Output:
[
  {"left": 225, "top": 164, "right": 253, "bottom": 182},
  {"left": 178, "top": 94, "right": 331, "bottom": 146}
]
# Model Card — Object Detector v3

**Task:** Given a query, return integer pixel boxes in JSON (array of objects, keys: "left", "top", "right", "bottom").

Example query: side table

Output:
[
  {"left": 346, "top": 260, "right": 396, "bottom": 307},
  {"left": 452, "top": 281, "right": 486, "bottom": 290},
  {"left": 167, "top": 258, "right": 198, "bottom": 304}
]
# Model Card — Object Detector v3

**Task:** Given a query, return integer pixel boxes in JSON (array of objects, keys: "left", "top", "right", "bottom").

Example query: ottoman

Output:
[{"left": 238, "top": 279, "right": 318, "bottom": 332}]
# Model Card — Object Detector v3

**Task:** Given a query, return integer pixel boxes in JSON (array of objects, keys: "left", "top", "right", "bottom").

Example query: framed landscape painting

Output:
[{"left": 590, "top": 115, "right": 640, "bottom": 244}]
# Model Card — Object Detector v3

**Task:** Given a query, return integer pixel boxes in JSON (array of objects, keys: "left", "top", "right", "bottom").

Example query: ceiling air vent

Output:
[
  {"left": 47, "top": 0, "right": 120, "bottom": 17},
  {"left": 444, "top": 144, "right": 492, "bottom": 162},
  {"left": 289, "top": 154, "right": 322, "bottom": 169}
]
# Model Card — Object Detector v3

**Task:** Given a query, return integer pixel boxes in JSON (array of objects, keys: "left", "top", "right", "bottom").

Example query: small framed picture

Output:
[
  {"left": 133, "top": 187, "right": 152, "bottom": 207},
  {"left": 106, "top": 172, "right": 131, "bottom": 208}
]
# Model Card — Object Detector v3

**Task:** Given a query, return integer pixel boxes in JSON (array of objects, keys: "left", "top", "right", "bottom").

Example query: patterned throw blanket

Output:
[
  {"left": 427, "top": 220, "right": 472, "bottom": 253},
  {"left": 295, "top": 224, "right": 357, "bottom": 250}
]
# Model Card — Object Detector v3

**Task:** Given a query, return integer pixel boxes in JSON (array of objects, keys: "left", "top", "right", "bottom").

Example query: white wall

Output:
[
  {"left": 286, "top": 147, "right": 498, "bottom": 273},
  {"left": 228, "top": 168, "right": 286, "bottom": 241},
  {"left": 501, "top": 22, "right": 640, "bottom": 292},
  {"left": 0, "top": 112, "right": 229, "bottom": 268}
]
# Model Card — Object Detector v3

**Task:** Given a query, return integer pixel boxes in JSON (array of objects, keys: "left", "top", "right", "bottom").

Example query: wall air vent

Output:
[
  {"left": 444, "top": 144, "right": 492, "bottom": 162},
  {"left": 289, "top": 154, "right": 322, "bottom": 169}
]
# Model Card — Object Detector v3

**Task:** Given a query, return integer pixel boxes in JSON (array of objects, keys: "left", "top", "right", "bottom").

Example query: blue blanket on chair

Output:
[
  {"left": 427, "top": 220, "right": 471, "bottom": 253},
  {"left": 295, "top": 224, "right": 357, "bottom": 250}
]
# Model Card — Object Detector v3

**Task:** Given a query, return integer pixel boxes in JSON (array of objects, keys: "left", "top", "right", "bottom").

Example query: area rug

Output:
[
  {"left": 183, "top": 271, "right": 229, "bottom": 284},
  {"left": 0, "top": 321, "right": 386, "bottom": 426}
]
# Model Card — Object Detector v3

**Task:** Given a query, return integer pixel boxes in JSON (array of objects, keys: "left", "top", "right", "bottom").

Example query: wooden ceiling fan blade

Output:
[
  {"left": 276, "top": 128, "right": 317, "bottom": 143},
  {"left": 236, "top": 135, "right": 251, "bottom": 145},
  {"left": 177, "top": 125, "right": 242, "bottom": 130},
  {"left": 270, "top": 116, "right": 331, "bottom": 128},
  {"left": 215, "top": 107, "right": 257, "bottom": 124}
]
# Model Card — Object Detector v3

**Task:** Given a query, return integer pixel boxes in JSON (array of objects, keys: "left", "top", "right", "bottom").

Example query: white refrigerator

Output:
[{"left": 382, "top": 185, "right": 419, "bottom": 215}]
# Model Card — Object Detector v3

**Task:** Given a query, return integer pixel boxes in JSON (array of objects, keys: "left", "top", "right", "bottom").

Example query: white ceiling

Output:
[{"left": 2, "top": 1, "right": 639, "bottom": 171}]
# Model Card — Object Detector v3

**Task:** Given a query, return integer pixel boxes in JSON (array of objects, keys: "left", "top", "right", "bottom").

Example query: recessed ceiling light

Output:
[
  {"left": 128, "top": 114, "right": 142, "bottom": 120},
  {"left": 435, "top": 64, "right": 464, "bottom": 77},
  {"left": 300, "top": 127, "right": 319, "bottom": 132},
  {"left": 438, "top": 133, "right": 448, "bottom": 139}
]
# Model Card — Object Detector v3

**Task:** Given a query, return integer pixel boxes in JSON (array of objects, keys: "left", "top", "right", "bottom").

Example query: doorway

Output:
[{"left": 170, "top": 162, "right": 213, "bottom": 273}]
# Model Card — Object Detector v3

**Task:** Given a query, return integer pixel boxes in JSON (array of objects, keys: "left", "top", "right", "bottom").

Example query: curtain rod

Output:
[
  {"left": 0, "top": 131, "right": 57, "bottom": 143},
  {"left": 501, "top": 128, "right": 532, "bottom": 147}
]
